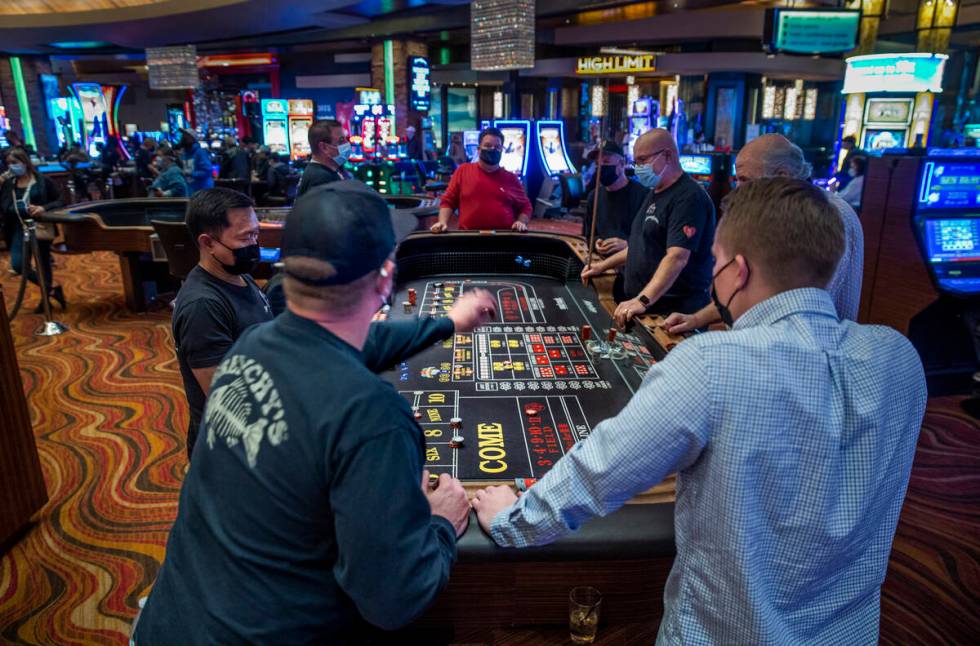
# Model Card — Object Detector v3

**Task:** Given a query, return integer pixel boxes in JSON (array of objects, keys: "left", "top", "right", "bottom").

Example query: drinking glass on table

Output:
[{"left": 569, "top": 586, "right": 602, "bottom": 644}]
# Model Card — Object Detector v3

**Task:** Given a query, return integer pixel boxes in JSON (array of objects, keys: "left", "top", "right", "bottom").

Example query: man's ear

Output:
[
  {"left": 377, "top": 259, "right": 396, "bottom": 294},
  {"left": 734, "top": 254, "right": 751, "bottom": 290},
  {"left": 198, "top": 233, "right": 214, "bottom": 250}
]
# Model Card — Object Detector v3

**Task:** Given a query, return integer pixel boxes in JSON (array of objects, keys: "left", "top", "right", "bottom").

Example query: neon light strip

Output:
[
  {"left": 9, "top": 57, "right": 37, "bottom": 150},
  {"left": 383, "top": 40, "right": 396, "bottom": 131}
]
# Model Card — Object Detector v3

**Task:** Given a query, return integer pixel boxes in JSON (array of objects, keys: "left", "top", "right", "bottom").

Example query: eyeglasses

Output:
[{"left": 633, "top": 148, "right": 667, "bottom": 166}]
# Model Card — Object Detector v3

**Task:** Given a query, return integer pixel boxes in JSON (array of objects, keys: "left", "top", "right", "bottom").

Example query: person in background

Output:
[
  {"left": 252, "top": 145, "right": 271, "bottom": 181},
  {"left": 266, "top": 153, "right": 292, "bottom": 197},
  {"left": 178, "top": 129, "right": 215, "bottom": 194},
  {"left": 833, "top": 135, "right": 861, "bottom": 190},
  {"left": 0, "top": 147, "right": 66, "bottom": 311},
  {"left": 219, "top": 136, "right": 251, "bottom": 184},
  {"left": 99, "top": 135, "right": 122, "bottom": 183},
  {"left": 581, "top": 128, "right": 716, "bottom": 323},
  {"left": 171, "top": 188, "right": 272, "bottom": 460},
  {"left": 447, "top": 132, "right": 468, "bottom": 166},
  {"left": 837, "top": 155, "right": 867, "bottom": 210},
  {"left": 136, "top": 137, "right": 157, "bottom": 180},
  {"left": 581, "top": 140, "right": 648, "bottom": 259},
  {"left": 148, "top": 153, "right": 189, "bottom": 198},
  {"left": 665, "top": 133, "right": 864, "bottom": 332},
  {"left": 296, "top": 120, "right": 351, "bottom": 197},
  {"left": 472, "top": 178, "right": 927, "bottom": 646},
  {"left": 406, "top": 125, "right": 424, "bottom": 161},
  {"left": 431, "top": 127, "right": 531, "bottom": 233}
]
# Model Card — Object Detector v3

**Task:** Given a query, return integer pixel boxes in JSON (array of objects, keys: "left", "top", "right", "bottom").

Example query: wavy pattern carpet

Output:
[{"left": 0, "top": 250, "right": 978, "bottom": 645}]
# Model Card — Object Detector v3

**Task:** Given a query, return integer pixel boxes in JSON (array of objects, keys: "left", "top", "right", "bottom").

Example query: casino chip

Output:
[
  {"left": 523, "top": 402, "right": 545, "bottom": 417},
  {"left": 449, "top": 435, "right": 464, "bottom": 448}
]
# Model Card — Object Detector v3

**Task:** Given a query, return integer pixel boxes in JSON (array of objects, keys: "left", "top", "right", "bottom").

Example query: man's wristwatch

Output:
[{"left": 637, "top": 294, "right": 651, "bottom": 308}]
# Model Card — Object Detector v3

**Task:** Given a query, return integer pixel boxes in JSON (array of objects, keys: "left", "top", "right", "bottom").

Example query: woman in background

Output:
[{"left": 0, "top": 147, "right": 67, "bottom": 310}]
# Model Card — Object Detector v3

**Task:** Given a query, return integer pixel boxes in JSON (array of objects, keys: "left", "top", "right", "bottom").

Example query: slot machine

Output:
[
  {"left": 679, "top": 153, "right": 730, "bottom": 211},
  {"left": 910, "top": 151, "right": 980, "bottom": 392},
  {"left": 260, "top": 99, "right": 290, "bottom": 155}
]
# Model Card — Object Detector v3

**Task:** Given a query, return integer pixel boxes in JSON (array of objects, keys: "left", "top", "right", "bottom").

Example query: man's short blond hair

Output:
[
  {"left": 718, "top": 178, "right": 844, "bottom": 291},
  {"left": 282, "top": 256, "right": 378, "bottom": 317}
]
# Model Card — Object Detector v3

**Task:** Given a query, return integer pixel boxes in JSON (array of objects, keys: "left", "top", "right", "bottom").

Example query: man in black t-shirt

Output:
[
  {"left": 581, "top": 140, "right": 649, "bottom": 257},
  {"left": 171, "top": 188, "right": 272, "bottom": 459},
  {"left": 582, "top": 129, "right": 715, "bottom": 324},
  {"left": 296, "top": 119, "right": 351, "bottom": 197},
  {"left": 136, "top": 182, "right": 495, "bottom": 644}
]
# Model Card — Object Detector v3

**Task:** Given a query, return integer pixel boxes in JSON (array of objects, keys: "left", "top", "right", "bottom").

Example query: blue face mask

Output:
[
  {"left": 9, "top": 163, "right": 26, "bottom": 177},
  {"left": 333, "top": 142, "right": 352, "bottom": 167},
  {"left": 634, "top": 152, "right": 664, "bottom": 189}
]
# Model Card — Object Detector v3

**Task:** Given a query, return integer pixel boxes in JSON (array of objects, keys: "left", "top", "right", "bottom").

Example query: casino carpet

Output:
[{"left": 0, "top": 249, "right": 978, "bottom": 646}]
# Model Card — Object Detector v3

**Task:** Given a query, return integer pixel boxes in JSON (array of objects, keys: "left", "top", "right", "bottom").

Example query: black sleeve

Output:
[
  {"left": 40, "top": 176, "right": 64, "bottom": 212},
  {"left": 330, "top": 425, "right": 456, "bottom": 630},
  {"left": 175, "top": 297, "right": 237, "bottom": 369},
  {"left": 362, "top": 317, "right": 456, "bottom": 373},
  {"left": 665, "top": 190, "right": 714, "bottom": 252}
]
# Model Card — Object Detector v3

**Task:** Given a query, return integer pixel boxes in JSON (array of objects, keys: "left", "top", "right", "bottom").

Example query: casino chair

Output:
[
  {"left": 414, "top": 160, "right": 447, "bottom": 193},
  {"left": 150, "top": 220, "right": 200, "bottom": 281},
  {"left": 262, "top": 175, "right": 300, "bottom": 207}
]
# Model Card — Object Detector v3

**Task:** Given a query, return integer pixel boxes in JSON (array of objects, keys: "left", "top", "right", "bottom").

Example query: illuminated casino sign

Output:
[
  {"left": 764, "top": 8, "right": 860, "bottom": 55},
  {"left": 576, "top": 54, "right": 656, "bottom": 75},
  {"left": 842, "top": 53, "right": 948, "bottom": 95},
  {"left": 408, "top": 56, "right": 431, "bottom": 111}
]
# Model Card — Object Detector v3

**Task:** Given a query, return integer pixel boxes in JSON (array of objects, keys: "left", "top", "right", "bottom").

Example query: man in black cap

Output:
[
  {"left": 581, "top": 140, "right": 649, "bottom": 258},
  {"left": 135, "top": 181, "right": 497, "bottom": 644}
]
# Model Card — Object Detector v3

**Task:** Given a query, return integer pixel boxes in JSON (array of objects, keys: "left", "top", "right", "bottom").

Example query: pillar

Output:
[{"left": 371, "top": 40, "right": 429, "bottom": 137}]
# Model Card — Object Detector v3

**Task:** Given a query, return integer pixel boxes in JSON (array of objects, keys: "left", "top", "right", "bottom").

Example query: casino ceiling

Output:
[{"left": 0, "top": 0, "right": 978, "bottom": 55}]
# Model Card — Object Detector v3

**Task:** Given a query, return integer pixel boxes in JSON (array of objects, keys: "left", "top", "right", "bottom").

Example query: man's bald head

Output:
[
  {"left": 734, "top": 134, "right": 812, "bottom": 183},
  {"left": 633, "top": 128, "right": 678, "bottom": 160}
]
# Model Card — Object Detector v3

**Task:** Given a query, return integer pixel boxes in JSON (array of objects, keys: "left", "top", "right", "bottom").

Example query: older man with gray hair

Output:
[{"left": 665, "top": 133, "right": 864, "bottom": 333}]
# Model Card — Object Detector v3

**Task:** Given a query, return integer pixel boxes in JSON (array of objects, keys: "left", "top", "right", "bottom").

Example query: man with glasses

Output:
[
  {"left": 431, "top": 127, "right": 531, "bottom": 232},
  {"left": 581, "top": 129, "right": 716, "bottom": 326},
  {"left": 172, "top": 188, "right": 273, "bottom": 459},
  {"left": 663, "top": 133, "right": 863, "bottom": 333}
]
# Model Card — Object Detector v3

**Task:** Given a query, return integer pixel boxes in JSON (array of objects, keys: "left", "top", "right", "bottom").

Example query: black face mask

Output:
[
  {"left": 710, "top": 258, "right": 742, "bottom": 327},
  {"left": 479, "top": 148, "right": 502, "bottom": 166},
  {"left": 599, "top": 164, "right": 620, "bottom": 187},
  {"left": 213, "top": 239, "right": 260, "bottom": 275}
]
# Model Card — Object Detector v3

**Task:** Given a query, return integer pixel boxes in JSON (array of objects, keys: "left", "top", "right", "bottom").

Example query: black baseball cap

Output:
[
  {"left": 586, "top": 140, "right": 625, "bottom": 161},
  {"left": 283, "top": 180, "right": 404, "bottom": 286}
]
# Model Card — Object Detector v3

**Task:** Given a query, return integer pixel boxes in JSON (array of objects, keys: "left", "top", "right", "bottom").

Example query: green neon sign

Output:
[
  {"left": 9, "top": 57, "right": 37, "bottom": 150},
  {"left": 383, "top": 40, "right": 396, "bottom": 130}
]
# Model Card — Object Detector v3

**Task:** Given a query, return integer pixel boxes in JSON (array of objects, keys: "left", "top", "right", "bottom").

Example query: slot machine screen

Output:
[
  {"left": 919, "top": 217, "right": 980, "bottom": 294},
  {"left": 538, "top": 125, "right": 571, "bottom": 175},
  {"left": 264, "top": 120, "right": 288, "bottom": 154},
  {"left": 917, "top": 161, "right": 980, "bottom": 210},
  {"left": 679, "top": 155, "right": 712, "bottom": 176},
  {"left": 498, "top": 126, "right": 528, "bottom": 176}
]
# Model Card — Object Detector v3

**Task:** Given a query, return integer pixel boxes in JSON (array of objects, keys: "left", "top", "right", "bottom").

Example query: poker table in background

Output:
[
  {"left": 381, "top": 231, "right": 685, "bottom": 636},
  {"left": 42, "top": 195, "right": 437, "bottom": 311}
]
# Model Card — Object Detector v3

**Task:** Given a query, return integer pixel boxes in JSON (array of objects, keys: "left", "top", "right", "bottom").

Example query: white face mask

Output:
[{"left": 847, "top": 168, "right": 857, "bottom": 178}]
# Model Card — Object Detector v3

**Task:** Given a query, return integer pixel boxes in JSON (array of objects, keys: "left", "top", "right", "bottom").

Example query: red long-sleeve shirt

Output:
[{"left": 439, "top": 162, "right": 532, "bottom": 230}]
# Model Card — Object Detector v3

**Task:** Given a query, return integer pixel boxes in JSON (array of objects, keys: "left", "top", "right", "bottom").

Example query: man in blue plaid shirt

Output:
[{"left": 473, "top": 177, "right": 927, "bottom": 645}]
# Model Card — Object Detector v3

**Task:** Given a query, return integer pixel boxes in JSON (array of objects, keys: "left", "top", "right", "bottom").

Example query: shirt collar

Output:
[{"left": 732, "top": 287, "right": 839, "bottom": 331}]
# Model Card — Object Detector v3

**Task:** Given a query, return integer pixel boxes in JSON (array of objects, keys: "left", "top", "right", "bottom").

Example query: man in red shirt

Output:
[{"left": 431, "top": 127, "right": 531, "bottom": 233}]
